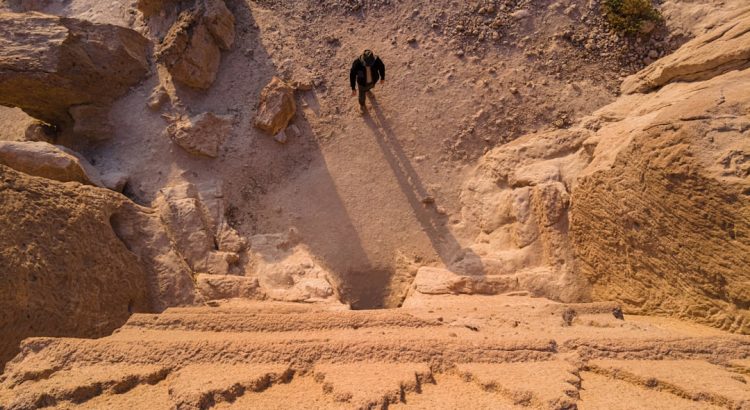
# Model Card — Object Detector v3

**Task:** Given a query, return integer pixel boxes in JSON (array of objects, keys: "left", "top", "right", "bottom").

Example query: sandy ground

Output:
[
  {"left": 2, "top": 0, "right": 671, "bottom": 307},
  {"left": 1, "top": 0, "right": 745, "bottom": 309}
]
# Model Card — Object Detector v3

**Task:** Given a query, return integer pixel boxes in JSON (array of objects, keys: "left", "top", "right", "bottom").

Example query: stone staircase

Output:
[{"left": 1, "top": 296, "right": 749, "bottom": 409}]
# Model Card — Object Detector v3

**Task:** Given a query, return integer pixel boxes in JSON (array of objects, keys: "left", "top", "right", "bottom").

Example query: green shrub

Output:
[{"left": 603, "top": 0, "right": 662, "bottom": 34}]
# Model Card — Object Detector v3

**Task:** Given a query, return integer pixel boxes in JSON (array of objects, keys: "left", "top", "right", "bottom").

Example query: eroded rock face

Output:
[
  {"left": 165, "top": 112, "right": 233, "bottom": 157},
  {"left": 254, "top": 77, "right": 296, "bottom": 136},
  {"left": 457, "top": 128, "right": 592, "bottom": 303},
  {"left": 156, "top": 0, "right": 235, "bottom": 90},
  {"left": 0, "top": 166, "right": 147, "bottom": 368},
  {"left": 196, "top": 274, "right": 260, "bottom": 300},
  {"left": 459, "top": 8, "right": 750, "bottom": 332},
  {"left": 0, "top": 13, "right": 150, "bottom": 138},
  {"left": 572, "top": 66, "right": 750, "bottom": 333},
  {"left": 0, "top": 163, "right": 203, "bottom": 368}
]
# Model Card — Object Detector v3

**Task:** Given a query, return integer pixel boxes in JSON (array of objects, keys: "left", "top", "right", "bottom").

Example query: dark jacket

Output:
[{"left": 350, "top": 56, "right": 385, "bottom": 90}]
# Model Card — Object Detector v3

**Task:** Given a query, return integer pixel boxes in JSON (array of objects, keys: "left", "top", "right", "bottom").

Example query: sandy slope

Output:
[
  {"left": 0, "top": 0, "right": 724, "bottom": 307},
  {"left": 78, "top": 0, "right": 659, "bottom": 307}
]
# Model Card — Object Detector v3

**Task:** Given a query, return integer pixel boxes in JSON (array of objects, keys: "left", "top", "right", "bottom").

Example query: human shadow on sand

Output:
[{"left": 363, "top": 94, "right": 485, "bottom": 277}]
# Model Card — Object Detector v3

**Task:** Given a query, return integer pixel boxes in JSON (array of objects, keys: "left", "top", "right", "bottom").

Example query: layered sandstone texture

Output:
[
  {"left": 0, "top": 166, "right": 195, "bottom": 368},
  {"left": 0, "top": 296, "right": 748, "bottom": 409},
  {"left": 457, "top": 7, "right": 750, "bottom": 332},
  {"left": 0, "top": 12, "right": 150, "bottom": 139}
]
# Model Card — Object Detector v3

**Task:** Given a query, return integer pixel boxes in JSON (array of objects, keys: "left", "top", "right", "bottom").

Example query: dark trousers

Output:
[{"left": 358, "top": 83, "right": 374, "bottom": 106}]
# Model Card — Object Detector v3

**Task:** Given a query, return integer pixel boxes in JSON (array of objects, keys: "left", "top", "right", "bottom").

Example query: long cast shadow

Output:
[{"left": 364, "top": 94, "right": 484, "bottom": 276}]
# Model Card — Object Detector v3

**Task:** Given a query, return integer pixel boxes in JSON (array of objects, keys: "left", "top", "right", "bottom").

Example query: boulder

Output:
[
  {"left": 0, "top": 141, "right": 101, "bottom": 185},
  {"left": 165, "top": 112, "right": 233, "bottom": 157},
  {"left": 216, "top": 221, "right": 246, "bottom": 253},
  {"left": 254, "top": 77, "right": 296, "bottom": 135},
  {"left": 0, "top": 13, "right": 150, "bottom": 137},
  {"left": 156, "top": 0, "right": 235, "bottom": 90},
  {"left": 158, "top": 11, "right": 221, "bottom": 90},
  {"left": 202, "top": 0, "right": 235, "bottom": 50}
]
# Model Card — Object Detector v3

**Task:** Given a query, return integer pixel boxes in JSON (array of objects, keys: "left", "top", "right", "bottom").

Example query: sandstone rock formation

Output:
[
  {"left": 0, "top": 166, "right": 144, "bottom": 368},
  {"left": 196, "top": 274, "right": 260, "bottom": 300},
  {"left": 156, "top": 0, "right": 235, "bottom": 90},
  {"left": 0, "top": 162, "right": 204, "bottom": 367},
  {"left": 254, "top": 77, "right": 297, "bottom": 136},
  {"left": 457, "top": 127, "right": 590, "bottom": 303},
  {"left": 572, "top": 64, "right": 750, "bottom": 333},
  {"left": 164, "top": 112, "right": 233, "bottom": 157},
  {"left": 246, "top": 231, "right": 338, "bottom": 304},
  {"left": 622, "top": 7, "right": 750, "bottom": 94},
  {"left": 154, "top": 182, "right": 241, "bottom": 276},
  {"left": 1, "top": 296, "right": 749, "bottom": 409},
  {"left": 458, "top": 8, "right": 750, "bottom": 332},
  {"left": 0, "top": 12, "right": 150, "bottom": 139},
  {"left": 0, "top": 141, "right": 102, "bottom": 186}
]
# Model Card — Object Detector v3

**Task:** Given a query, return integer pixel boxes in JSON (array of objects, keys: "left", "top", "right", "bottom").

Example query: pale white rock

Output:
[
  {"left": 155, "top": 183, "right": 240, "bottom": 275},
  {"left": 165, "top": 112, "right": 233, "bottom": 158},
  {"left": 247, "top": 232, "right": 337, "bottom": 303}
]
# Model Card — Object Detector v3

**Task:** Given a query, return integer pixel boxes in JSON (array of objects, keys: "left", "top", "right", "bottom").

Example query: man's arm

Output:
[
  {"left": 349, "top": 61, "right": 358, "bottom": 90},
  {"left": 377, "top": 58, "right": 385, "bottom": 82}
]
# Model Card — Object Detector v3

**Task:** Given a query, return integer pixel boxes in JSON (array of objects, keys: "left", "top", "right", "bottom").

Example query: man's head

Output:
[{"left": 361, "top": 49, "right": 375, "bottom": 66}]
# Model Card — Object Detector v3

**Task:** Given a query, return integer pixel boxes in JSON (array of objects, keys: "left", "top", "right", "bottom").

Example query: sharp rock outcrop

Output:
[{"left": 155, "top": 0, "right": 235, "bottom": 90}]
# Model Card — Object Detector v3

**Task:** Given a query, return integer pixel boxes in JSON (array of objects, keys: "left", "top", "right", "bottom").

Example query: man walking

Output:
[{"left": 350, "top": 49, "right": 385, "bottom": 114}]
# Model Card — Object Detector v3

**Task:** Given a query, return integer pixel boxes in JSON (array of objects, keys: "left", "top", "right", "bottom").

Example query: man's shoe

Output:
[{"left": 358, "top": 104, "right": 366, "bottom": 114}]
